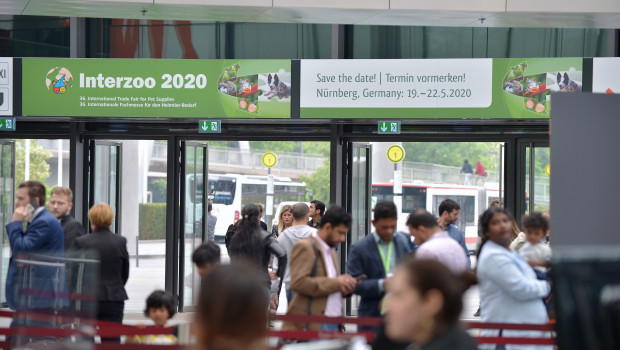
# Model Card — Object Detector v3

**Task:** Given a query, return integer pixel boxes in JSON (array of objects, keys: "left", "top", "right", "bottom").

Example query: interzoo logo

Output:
[{"left": 46, "top": 67, "right": 73, "bottom": 95}]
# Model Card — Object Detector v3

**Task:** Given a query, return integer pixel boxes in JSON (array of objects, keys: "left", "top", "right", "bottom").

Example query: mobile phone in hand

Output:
[{"left": 26, "top": 200, "right": 39, "bottom": 215}]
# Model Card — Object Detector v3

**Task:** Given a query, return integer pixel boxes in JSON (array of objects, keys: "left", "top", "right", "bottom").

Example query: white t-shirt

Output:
[{"left": 518, "top": 242, "right": 552, "bottom": 273}]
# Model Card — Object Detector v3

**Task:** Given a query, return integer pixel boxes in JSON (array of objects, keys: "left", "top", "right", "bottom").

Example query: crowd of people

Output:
[{"left": 4, "top": 180, "right": 554, "bottom": 349}]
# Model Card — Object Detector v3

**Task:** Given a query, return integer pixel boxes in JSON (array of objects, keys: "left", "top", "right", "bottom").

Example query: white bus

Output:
[
  {"left": 186, "top": 173, "right": 307, "bottom": 242},
  {"left": 372, "top": 182, "right": 500, "bottom": 252}
]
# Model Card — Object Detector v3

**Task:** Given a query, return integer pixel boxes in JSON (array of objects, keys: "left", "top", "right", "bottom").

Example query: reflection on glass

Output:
[
  {"left": 525, "top": 147, "right": 550, "bottom": 214},
  {"left": 94, "top": 145, "right": 118, "bottom": 231},
  {"left": 0, "top": 142, "right": 14, "bottom": 304},
  {"left": 183, "top": 145, "right": 204, "bottom": 308}
]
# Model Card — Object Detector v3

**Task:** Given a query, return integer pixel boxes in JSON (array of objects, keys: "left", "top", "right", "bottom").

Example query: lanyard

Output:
[{"left": 377, "top": 240, "right": 393, "bottom": 276}]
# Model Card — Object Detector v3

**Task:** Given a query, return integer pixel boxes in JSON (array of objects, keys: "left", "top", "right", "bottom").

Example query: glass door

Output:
[
  {"left": 524, "top": 144, "right": 550, "bottom": 215},
  {"left": 347, "top": 142, "right": 372, "bottom": 246},
  {"left": 179, "top": 141, "right": 207, "bottom": 311},
  {"left": 345, "top": 142, "right": 372, "bottom": 316},
  {"left": 0, "top": 140, "right": 14, "bottom": 304},
  {"left": 87, "top": 140, "right": 122, "bottom": 233}
]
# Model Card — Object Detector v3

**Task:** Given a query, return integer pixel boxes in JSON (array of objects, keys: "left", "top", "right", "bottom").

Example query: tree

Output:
[
  {"left": 16, "top": 140, "right": 52, "bottom": 186},
  {"left": 402, "top": 142, "right": 503, "bottom": 173},
  {"left": 299, "top": 160, "right": 330, "bottom": 204},
  {"left": 150, "top": 178, "right": 167, "bottom": 203}
]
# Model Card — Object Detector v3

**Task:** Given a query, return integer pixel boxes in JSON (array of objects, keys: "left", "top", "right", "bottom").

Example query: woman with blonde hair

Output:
[
  {"left": 271, "top": 204, "right": 293, "bottom": 238},
  {"left": 75, "top": 203, "right": 129, "bottom": 340}
]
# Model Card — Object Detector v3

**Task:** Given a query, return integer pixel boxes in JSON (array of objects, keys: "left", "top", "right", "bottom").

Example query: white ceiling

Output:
[{"left": 2, "top": 0, "right": 619, "bottom": 28}]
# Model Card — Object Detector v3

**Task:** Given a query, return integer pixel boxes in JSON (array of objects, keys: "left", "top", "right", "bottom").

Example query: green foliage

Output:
[
  {"left": 208, "top": 141, "right": 238, "bottom": 148},
  {"left": 250, "top": 141, "right": 301, "bottom": 153},
  {"left": 527, "top": 147, "right": 550, "bottom": 178},
  {"left": 139, "top": 203, "right": 167, "bottom": 240},
  {"left": 301, "top": 142, "right": 330, "bottom": 157},
  {"left": 299, "top": 160, "right": 330, "bottom": 204},
  {"left": 149, "top": 178, "right": 167, "bottom": 203},
  {"left": 16, "top": 140, "right": 52, "bottom": 186},
  {"left": 402, "top": 142, "right": 503, "bottom": 172}
]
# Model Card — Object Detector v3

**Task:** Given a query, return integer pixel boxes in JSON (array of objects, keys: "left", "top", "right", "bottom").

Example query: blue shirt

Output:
[
  {"left": 441, "top": 224, "right": 471, "bottom": 269},
  {"left": 477, "top": 240, "right": 551, "bottom": 350}
]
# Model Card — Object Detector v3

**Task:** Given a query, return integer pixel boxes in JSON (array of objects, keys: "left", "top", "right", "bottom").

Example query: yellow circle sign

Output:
[
  {"left": 387, "top": 145, "right": 405, "bottom": 163},
  {"left": 262, "top": 152, "right": 278, "bottom": 168},
  {"left": 544, "top": 163, "right": 550, "bottom": 177}
]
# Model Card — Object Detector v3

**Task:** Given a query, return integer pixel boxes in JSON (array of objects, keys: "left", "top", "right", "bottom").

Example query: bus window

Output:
[
  {"left": 371, "top": 185, "right": 394, "bottom": 204},
  {"left": 432, "top": 195, "right": 475, "bottom": 233},
  {"left": 207, "top": 177, "right": 236, "bottom": 205},
  {"left": 403, "top": 187, "right": 427, "bottom": 213},
  {"left": 241, "top": 183, "right": 267, "bottom": 208}
]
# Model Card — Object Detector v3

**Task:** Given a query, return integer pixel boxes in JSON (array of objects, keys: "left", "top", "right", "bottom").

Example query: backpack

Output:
[{"left": 224, "top": 223, "right": 237, "bottom": 252}]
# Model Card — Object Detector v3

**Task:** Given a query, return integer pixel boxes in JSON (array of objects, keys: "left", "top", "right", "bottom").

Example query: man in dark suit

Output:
[
  {"left": 347, "top": 201, "right": 412, "bottom": 322},
  {"left": 49, "top": 187, "right": 85, "bottom": 251},
  {"left": 6, "top": 181, "right": 65, "bottom": 310}
]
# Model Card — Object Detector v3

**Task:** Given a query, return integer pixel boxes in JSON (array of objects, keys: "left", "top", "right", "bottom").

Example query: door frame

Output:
[
  {"left": 516, "top": 139, "right": 550, "bottom": 223},
  {"left": 178, "top": 140, "right": 208, "bottom": 312},
  {"left": 86, "top": 139, "right": 122, "bottom": 234},
  {"left": 343, "top": 141, "right": 372, "bottom": 316}
]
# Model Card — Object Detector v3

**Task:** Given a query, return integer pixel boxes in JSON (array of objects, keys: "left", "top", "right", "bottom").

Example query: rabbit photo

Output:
[{"left": 263, "top": 74, "right": 291, "bottom": 100}]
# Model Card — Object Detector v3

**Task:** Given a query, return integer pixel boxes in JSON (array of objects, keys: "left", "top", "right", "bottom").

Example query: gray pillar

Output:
[
  {"left": 551, "top": 93, "right": 620, "bottom": 247},
  {"left": 332, "top": 24, "right": 345, "bottom": 59},
  {"left": 329, "top": 124, "right": 344, "bottom": 206},
  {"left": 121, "top": 140, "right": 140, "bottom": 255},
  {"left": 607, "top": 29, "right": 618, "bottom": 57},
  {"left": 69, "top": 123, "right": 85, "bottom": 223},
  {"left": 70, "top": 17, "right": 86, "bottom": 58}
]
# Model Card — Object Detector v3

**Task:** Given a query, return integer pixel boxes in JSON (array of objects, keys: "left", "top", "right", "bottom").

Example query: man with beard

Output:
[
  {"left": 283, "top": 205, "right": 358, "bottom": 331},
  {"left": 437, "top": 199, "right": 471, "bottom": 269}
]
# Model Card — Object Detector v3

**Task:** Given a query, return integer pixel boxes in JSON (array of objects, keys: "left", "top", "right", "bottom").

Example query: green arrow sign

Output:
[
  {"left": 378, "top": 120, "right": 400, "bottom": 134},
  {"left": 199, "top": 120, "right": 221, "bottom": 133},
  {"left": 0, "top": 117, "right": 15, "bottom": 131}
]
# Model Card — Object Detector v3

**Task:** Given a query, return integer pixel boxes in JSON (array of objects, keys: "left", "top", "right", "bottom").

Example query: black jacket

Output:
[
  {"left": 229, "top": 229, "right": 287, "bottom": 295},
  {"left": 61, "top": 215, "right": 86, "bottom": 251},
  {"left": 75, "top": 228, "right": 129, "bottom": 302}
]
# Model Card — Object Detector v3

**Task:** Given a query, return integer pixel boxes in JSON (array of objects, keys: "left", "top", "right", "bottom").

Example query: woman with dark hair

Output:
[
  {"left": 476, "top": 207, "right": 552, "bottom": 350},
  {"left": 228, "top": 204, "right": 287, "bottom": 301},
  {"left": 385, "top": 258, "right": 478, "bottom": 350},
  {"left": 193, "top": 264, "right": 269, "bottom": 350}
]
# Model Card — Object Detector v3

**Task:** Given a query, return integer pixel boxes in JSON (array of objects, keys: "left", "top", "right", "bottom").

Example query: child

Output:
[
  {"left": 130, "top": 290, "right": 177, "bottom": 344},
  {"left": 519, "top": 212, "right": 551, "bottom": 279},
  {"left": 519, "top": 213, "right": 554, "bottom": 318},
  {"left": 192, "top": 241, "right": 221, "bottom": 278}
]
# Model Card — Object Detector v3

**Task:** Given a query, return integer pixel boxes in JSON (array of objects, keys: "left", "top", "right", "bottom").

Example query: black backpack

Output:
[{"left": 224, "top": 223, "right": 237, "bottom": 252}]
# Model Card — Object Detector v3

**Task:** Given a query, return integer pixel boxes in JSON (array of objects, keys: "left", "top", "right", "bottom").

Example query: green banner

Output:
[
  {"left": 22, "top": 58, "right": 291, "bottom": 118},
  {"left": 299, "top": 58, "right": 583, "bottom": 119}
]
